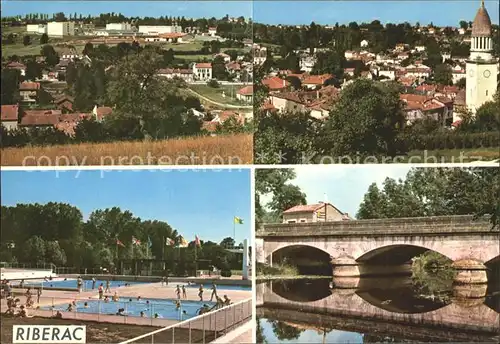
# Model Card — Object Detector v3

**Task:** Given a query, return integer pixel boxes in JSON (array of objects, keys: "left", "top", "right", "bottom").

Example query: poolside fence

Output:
[{"left": 119, "top": 298, "right": 253, "bottom": 344}]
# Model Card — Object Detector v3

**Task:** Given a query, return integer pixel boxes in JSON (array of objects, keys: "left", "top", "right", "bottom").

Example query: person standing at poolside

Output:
[
  {"left": 20, "top": 279, "right": 25, "bottom": 288},
  {"left": 198, "top": 284, "right": 204, "bottom": 301},
  {"left": 181, "top": 285, "right": 187, "bottom": 299},
  {"left": 77, "top": 276, "right": 83, "bottom": 292},
  {"left": 161, "top": 276, "right": 165, "bottom": 286},
  {"left": 105, "top": 279, "right": 111, "bottom": 293},
  {"left": 175, "top": 285, "right": 181, "bottom": 299},
  {"left": 98, "top": 283, "right": 104, "bottom": 299},
  {"left": 210, "top": 283, "right": 217, "bottom": 301},
  {"left": 36, "top": 288, "right": 42, "bottom": 304},
  {"left": 91, "top": 277, "right": 96, "bottom": 290}
]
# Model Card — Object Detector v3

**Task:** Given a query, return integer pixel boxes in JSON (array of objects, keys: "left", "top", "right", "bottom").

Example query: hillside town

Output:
[
  {"left": 1, "top": 12, "right": 253, "bottom": 140},
  {"left": 255, "top": 1, "right": 498, "bottom": 128},
  {"left": 254, "top": 1, "right": 499, "bottom": 163}
]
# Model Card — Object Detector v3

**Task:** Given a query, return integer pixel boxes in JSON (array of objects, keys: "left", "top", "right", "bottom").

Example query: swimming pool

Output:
[
  {"left": 43, "top": 297, "right": 216, "bottom": 320},
  {"left": 186, "top": 284, "right": 251, "bottom": 291},
  {"left": 25, "top": 279, "right": 148, "bottom": 290}
]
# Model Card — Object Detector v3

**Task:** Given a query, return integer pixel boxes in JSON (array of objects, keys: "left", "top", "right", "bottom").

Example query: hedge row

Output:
[{"left": 400, "top": 131, "right": 500, "bottom": 151}]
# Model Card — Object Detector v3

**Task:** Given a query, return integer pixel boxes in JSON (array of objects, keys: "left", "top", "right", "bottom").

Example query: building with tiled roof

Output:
[
  {"left": 262, "top": 76, "right": 290, "bottom": 91},
  {"left": 1, "top": 104, "right": 20, "bottom": 130},
  {"left": 283, "top": 202, "right": 351, "bottom": 223},
  {"left": 302, "top": 74, "right": 334, "bottom": 89},
  {"left": 237, "top": 85, "right": 253, "bottom": 103},
  {"left": 5, "top": 61, "right": 26, "bottom": 76},
  {"left": 400, "top": 94, "right": 453, "bottom": 126},
  {"left": 193, "top": 63, "right": 212, "bottom": 81},
  {"left": 92, "top": 106, "right": 113, "bottom": 121}
]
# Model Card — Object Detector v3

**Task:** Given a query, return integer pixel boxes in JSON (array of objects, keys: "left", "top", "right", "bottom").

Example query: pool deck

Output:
[{"left": 1, "top": 281, "right": 252, "bottom": 328}]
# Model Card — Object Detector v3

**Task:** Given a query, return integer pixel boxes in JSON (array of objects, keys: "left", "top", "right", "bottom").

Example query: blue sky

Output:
[
  {"left": 2, "top": 1, "right": 498, "bottom": 26},
  {"left": 1, "top": 169, "right": 251, "bottom": 245},
  {"left": 254, "top": 1, "right": 499, "bottom": 26},
  {"left": 260, "top": 165, "right": 413, "bottom": 218},
  {"left": 1, "top": 1, "right": 252, "bottom": 18}
]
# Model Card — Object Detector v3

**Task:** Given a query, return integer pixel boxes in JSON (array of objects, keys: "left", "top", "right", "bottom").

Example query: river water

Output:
[{"left": 256, "top": 276, "right": 500, "bottom": 343}]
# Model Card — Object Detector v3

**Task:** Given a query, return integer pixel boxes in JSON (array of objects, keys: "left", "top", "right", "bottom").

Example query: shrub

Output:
[{"left": 220, "top": 270, "right": 232, "bottom": 277}]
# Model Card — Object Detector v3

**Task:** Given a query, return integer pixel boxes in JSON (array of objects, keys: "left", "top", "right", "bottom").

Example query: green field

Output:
[{"left": 189, "top": 84, "right": 248, "bottom": 106}]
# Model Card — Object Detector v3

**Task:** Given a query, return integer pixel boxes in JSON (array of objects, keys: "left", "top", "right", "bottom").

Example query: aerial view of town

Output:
[
  {"left": 253, "top": 0, "right": 499, "bottom": 164},
  {"left": 1, "top": 1, "right": 253, "bottom": 166}
]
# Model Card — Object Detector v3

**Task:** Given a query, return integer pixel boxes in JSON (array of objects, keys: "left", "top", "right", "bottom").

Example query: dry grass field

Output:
[{"left": 1, "top": 134, "right": 253, "bottom": 166}]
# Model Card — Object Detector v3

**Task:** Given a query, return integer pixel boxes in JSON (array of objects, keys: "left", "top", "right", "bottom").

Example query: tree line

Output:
[
  {"left": 0, "top": 203, "right": 244, "bottom": 275},
  {"left": 256, "top": 167, "right": 499, "bottom": 229}
]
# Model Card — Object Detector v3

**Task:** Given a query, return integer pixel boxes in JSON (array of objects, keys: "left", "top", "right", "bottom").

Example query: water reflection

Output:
[{"left": 257, "top": 276, "right": 500, "bottom": 343}]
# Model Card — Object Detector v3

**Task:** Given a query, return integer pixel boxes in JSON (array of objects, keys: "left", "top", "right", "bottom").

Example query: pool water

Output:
[
  {"left": 43, "top": 297, "right": 216, "bottom": 320},
  {"left": 25, "top": 279, "right": 147, "bottom": 290},
  {"left": 185, "top": 284, "right": 251, "bottom": 291}
]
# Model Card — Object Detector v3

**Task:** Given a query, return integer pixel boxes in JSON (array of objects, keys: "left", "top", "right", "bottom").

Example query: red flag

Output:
[
  {"left": 195, "top": 235, "right": 201, "bottom": 247},
  {"left": 116, "top": 239, "right": 125, "bottom": 247}
]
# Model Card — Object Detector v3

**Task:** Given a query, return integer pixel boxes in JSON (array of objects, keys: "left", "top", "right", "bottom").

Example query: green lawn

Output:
[{"left": 189, "top": 84, "right": 249, "bottom": 106}]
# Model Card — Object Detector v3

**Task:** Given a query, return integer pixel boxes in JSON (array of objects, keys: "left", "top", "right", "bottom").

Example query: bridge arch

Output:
[
  {"left": 355, "top": 244, "right": 453, "bottom": 265},
  {"left": 269, "top": 244, "right": 333, "bottom": 276}
]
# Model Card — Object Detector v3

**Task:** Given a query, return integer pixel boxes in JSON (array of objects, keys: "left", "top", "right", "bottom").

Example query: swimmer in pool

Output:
[
  {"left": 66, "top": 303, "right": 73, "bottom": 312},
  {"left": 83, "top": 302, "right": 89, "bottom": 308},
  {"left": 175, "top": 300, "right": 181, "bottom": 310},
  {"left": 140, "top": 311, "right": 145, "bottom": 317}
]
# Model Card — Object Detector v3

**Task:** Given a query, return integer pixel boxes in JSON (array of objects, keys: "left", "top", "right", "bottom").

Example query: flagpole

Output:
[
  {"left": 233, "top": 217, "right": 236, "bottom": 244},
  {"left": 195, "top": 243, "right": 197, "bottom": 277}
]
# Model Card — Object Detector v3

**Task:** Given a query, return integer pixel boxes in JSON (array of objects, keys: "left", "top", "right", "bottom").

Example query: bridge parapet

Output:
[{"left": 257, "top": 215, "right": 495, "bottom": 238}]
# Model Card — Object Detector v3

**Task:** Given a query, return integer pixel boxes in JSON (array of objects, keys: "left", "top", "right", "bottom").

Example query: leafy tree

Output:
[
  {"left": 357, "top": 168, "right": 500, "bottom": 228},
  {"left": 24, "top": 236, "right": 46, "bottom": 263},
  {"left": 1, "top": 68, "right": 21, "bottom": 104},
  {"left": 212, "top": 55, "right": 228, "bottom": 80},
  {"left": 45, "top": 241, "right": 67, "bottom": 266},
  {"left": 286, "top": 75, "right": 302, "bottom": 90},
  {"left": 82, "top": 42, "right": 94, "bottom": 56},
  {"left": 268, "top": 184, "right": 307, "bottom": 219},
  {"left": 459, "top": 20, "right": 468, "bottom": 30},
  {"left": 220, "top": 237, "right": 235, "bottom": 249},
  {"left": 319, "top": 79, "right": 405, "bottom": 158},
  {"left": 5, "top": 33, "right": 15, "bottom": 44},
  {"left": 433, "top": 64, "right": 453, "bottom": 86},
  {"left": 23, "top": 35, "right": 31, "bottom": 46},
  {"left": 455, "top": 77, "right": 466, "bottom": 88},
  {"left": 40, "top": 45, "right": 59, "bottom": 66},
  {"left": 25, "top": 60, "right": 42, "bottom": 81},
  {"left": 40, "top": 33, "right": 48, "bottom": 44}
]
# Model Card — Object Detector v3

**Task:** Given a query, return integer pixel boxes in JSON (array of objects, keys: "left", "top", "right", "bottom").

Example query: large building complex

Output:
[
  {"left": 47, "top": 21, "right": 75, "bottom": 37},
  {"left": 26, "top": 24, "right": 47, "bottom": 34},
  {"left": 466, "top": 0, "right": 498, "bottom": 114},
  {"left": 105, "top": 22, "right": 133, "bottom": 31},
  {"left": 138, "top": 25, "right": 182, "bottom": 36}
]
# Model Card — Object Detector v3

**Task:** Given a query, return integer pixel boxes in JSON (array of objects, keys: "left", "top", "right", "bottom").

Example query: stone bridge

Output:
[
  {"left": 256, "top": 281, "right": 500, "bottom": 339},
  {"left": 256, "top": 215, "right": 500, "bottom": 283}
]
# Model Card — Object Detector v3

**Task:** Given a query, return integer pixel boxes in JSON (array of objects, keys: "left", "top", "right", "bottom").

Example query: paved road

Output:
[{"left": 186, "top": 88, "right": 252, "bottom": 110}]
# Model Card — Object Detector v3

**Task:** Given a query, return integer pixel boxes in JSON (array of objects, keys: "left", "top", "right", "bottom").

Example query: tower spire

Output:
[{"left": 481, "top": 0, "right": 485, "bottom": 8}]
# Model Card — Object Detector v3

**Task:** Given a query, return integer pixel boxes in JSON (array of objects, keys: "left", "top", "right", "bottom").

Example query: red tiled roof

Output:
[
  {"left": 195, "top": 63, "right": 212, "bottom": 69},
  {"left": 22, "top": 109, "right": 62, "bottom": 117},
  {"left": 238, "top": 85, "right": 253, "bottom": 96},
  {"left": 19, "top": 82, "right": 40, "bottom": 90},
  {"left": 302, "top": 74, "right": 334, "bottom": 85},
  {"left": 226, "top": 62, "right": 241, "bottom": 71},
  {"left": 416, "top": 84, "right": 437, "bottom": 92},
  {"left": 6, "top": 61, "right": 26, "bottom": 70},
  {"left": 283, "top": 203, "right": 324, "bottom": 213},
  {"left": 1, "top": 104, "right": 19, "bottom": 121},
  {"left": 20, "top": 114, "right": 60, "bottom": 126},
  {"left": 262, "top": 76, "right": 290, "bottom": 90},
  {"left": 95, "top": 106, "right": 112, "bottom": 118}
]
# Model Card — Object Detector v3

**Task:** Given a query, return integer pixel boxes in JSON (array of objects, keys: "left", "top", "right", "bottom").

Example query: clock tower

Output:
[{"left": 466, "top": 0, "right": 498, "bottom": 114}]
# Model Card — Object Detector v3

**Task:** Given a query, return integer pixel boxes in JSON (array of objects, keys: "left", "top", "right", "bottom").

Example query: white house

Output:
[
  {"left": 208, "top": 27, "right": 217, "bottom": 36},
  {"left": 47, "top": 21, "right": 75, "bottom": 37},
  {"left": 451, "top": 65, "right": 466, "bottom": 84},
  {"left": 193, "top": 63, "right": 212, "bottom": 81},
  {"left": 236, "top": 85, "right": 253, "bottom": 103},
  {"left": 360, "top": 39, "right": 369, "bottom": 48}
]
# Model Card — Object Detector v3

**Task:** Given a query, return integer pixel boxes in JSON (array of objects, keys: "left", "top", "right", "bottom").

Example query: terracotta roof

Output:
[
  {"left": 22, "top": 109, "right": 62, "bottom": 117},
  {"left": 283, "top": 203, "right": 325, "bottom": 214},
  {"left": 416, "top": 84, "right": 437, "bottom": 92},
  {"left": 20, "top": 114, "right": 60, "bottom": 126},
  {"left": 1, "top": 104, "right": 19, "bottom": 121},
  {"left": 302, "top": 74, "right": 334, "bottom": 85},
  {"left": 19, "top": 82, "right": 40, "bottom": 90},
  {"left": 238, "top": 85, "right": 253, "bottom": 96},
  {"left": 95, "top": 106, "right": 112, "bottom": 119},
  {"left": 262, "top": 76, "right": 290, "bottom": 90},
  {"left": 6, "top": 61, "right": 26, "bottom": 70},
  {"left": 195, "top": 63, "right": 212, "bottom": 69},
  {"left": 472, "top": 1, "right": 492, "bottom": 37},
  {"left": 226, "top": 62, "right": 241, "bottom": 71}
]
